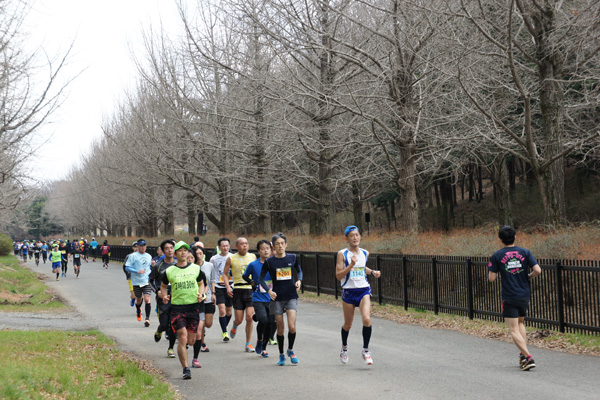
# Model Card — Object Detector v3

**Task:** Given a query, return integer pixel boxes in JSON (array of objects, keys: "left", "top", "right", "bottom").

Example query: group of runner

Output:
[
  {"left": 120, "top": 228, "right": 384, "bottom": 380},
  {"left": 13, "top": 237, "right": 110, "bottom": 280}
]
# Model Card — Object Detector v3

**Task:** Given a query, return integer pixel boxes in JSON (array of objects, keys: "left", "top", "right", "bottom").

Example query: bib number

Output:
[
  {"left": 350, "top": 267, "right": 365, "bottom": 280},
  {"left": 276, "top": 268, "right": 292, "bottom": 281}
]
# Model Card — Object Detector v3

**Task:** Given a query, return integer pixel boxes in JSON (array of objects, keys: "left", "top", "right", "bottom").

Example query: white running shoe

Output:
[
  {"left": 340, "top": 348, "right": 349, "bottom": 364},
  {"left": 362, "top": 350, "right": 373, "bottom": 365}
]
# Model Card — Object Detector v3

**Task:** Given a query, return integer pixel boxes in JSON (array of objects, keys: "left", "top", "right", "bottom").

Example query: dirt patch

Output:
[{"left": 0, "top": 290, "right": 33, "bottom": 304}]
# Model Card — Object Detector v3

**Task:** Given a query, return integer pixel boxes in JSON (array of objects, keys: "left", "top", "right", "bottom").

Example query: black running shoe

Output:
[
  {"left": 519, "top": 353, "right": 526, "bottom": 366},
  {"left": 154, "top": 331, "right": 162, "bottom": 343},
  {"left": 520, "top": 357, "right": 536, "bottom": 371},
  {"left": 200, "top": 343, "right": 209, "bottom": 352},
  {"left": 183, "top": 367, "right": 191, "bottom": 380}
]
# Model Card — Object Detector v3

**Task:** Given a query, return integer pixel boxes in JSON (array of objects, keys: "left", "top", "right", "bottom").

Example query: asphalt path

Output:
[{"left": 13, "top": 258, "right": 600, "bottom": 399}]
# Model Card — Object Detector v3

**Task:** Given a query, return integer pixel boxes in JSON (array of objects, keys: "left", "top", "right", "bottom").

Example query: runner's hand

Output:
[
  {"left": 163, "top": 294, "right": 170, "bottom": 304},
  {"left": 268, "top": 290, "right": 277, "bottom": 300}
]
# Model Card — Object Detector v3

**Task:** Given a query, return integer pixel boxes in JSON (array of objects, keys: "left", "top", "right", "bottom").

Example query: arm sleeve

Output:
[
  {"left": 161, "top": 270, "right": 170, "bottom": 285},
  {"left": 242, "top": 263, "right": 253, "bottom": 283},
  {"left": 294, "top": 255, "right": 303, "bottom": 281},
  {"left": 258, "top": 259, "right": 271, "bottom": 292}
]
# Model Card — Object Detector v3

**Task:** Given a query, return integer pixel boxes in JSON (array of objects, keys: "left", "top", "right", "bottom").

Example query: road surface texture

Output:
[{"left": 5, "top": 259, "right": 599, "bottom": 399}]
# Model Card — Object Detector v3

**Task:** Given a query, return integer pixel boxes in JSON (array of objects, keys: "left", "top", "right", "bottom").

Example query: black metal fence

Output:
[{"left": 107, "top": 246, "right": 600, "bottom": 335}]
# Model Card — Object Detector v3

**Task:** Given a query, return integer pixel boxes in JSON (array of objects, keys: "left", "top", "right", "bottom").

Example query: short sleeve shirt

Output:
[{"left": 489, "top": 246, "right": 538, "bottom": 299}]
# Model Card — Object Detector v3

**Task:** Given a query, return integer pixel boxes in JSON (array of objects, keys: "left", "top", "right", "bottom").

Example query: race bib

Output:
[
  {"left": 75, "top": 254, "right": 80, "bottom": 258},
  {"left": 350, "top": 267, "right": 366, "bottom": 280},
  {"left": 276, "top": 267, "right": 292, "bottom": 281},
  {"left": 259, "top": 280, "right": 273, "bottom": 293}
]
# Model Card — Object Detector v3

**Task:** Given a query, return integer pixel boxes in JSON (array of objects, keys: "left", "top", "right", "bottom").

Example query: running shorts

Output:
[
  {"left": 502, "top": 297, "right": 530, "bottom": 318},
  {"left": 270, "top": 298, "right": 298, "bottom": 316},
  {"left": 342, "top": 286, "right": 372, "bottom": 307},
  {"left": 204, "top": 303, "right": 216, "bottom": 315},
  {"left": 171, "top": 306, "right": 201, "bottom": 333},
  {"left": 253, "top": 301, "right": 272, "bottom": 324},
  {"left": 133, "top": 284, "right": 153, "bottom": 298},
  {"left": 215, "top": 287, "right": 233, "bottom": 307},
  {"left": 232, "top": 288, "right": 253, "bottom": 311}
]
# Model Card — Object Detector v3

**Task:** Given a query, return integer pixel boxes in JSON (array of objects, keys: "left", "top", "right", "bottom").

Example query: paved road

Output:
[{"left": 12, "top": 259, "right": 600, "bottom": 399}]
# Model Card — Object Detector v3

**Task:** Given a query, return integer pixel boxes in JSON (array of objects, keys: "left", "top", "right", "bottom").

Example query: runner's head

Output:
[
  {"left": 256, "top": 240, "right": 272, "bottom": 259},
  {"left": 174, "top": 241, "right": 190, "bottom": 262},
  {"left": 131, "top": 241, "right": 138, "bottom": 251},
  {"left": 217, "top": 237, "right": 230, "bottom": 254},
  {"left": 235, "top": 237, "right": 249, "bottom": 255},
  {"left": 160, "top": 239, "right": 176, "bottom": 259},
  {"left": 498, "top": 225, "right": 516, "bottom": 246},
  {"left": 103, "top": 240, "right": 108, "bottom": 245},
  {"left": 344, "top": 225, "right": 361, "bottom": 245},
  {"left": 136, "top": 239, "right": 147, "bottom": 253},
  {"left": 191, "top": 245, "right": 205, "bottom": 263},
  {"left": 271, "top": 232, "right": 287, "bottom": 256}
]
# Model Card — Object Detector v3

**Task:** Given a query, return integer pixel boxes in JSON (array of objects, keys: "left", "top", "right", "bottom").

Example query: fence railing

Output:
[{"left": 106, "top": 246, "right": 600, "bottom": 335}]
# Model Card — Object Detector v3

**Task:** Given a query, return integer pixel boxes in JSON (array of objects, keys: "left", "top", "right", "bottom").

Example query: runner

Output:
[
  {"left": 149, "top": 239, "right": 178, "bottom": 358},
  {"left": 72, "top": 243, "right": 82, "bottom": 277},
  {"left": 100, "top": 240, "right": 111, "bottom": 269},
  {"left": 336, "top": 225, "right": 381, "bottom": 365},
  {"left": 190, "top": 245, "right": 217, "bottom": 364},
  {"left": 125, "top": 239, "right": 153, "bottom": 327},
  {"left": 28, "top": 241, "right": 34, "bottom": 260},
  {"left": 123, "top": 242, "right": 138, "bottom": 307},
  {"left": 209, "top": 237, "right": 234, "bottom": 342},
  {"left": 223, "top": 237, "right": 257, "bottom": 352},
  {"left": 13, "top": 241, "right": 20, "bottom": 256},
  {"left": 243, "top": 239, "right": 275, "bottom": 358},
  {"left": 41, "top": 241, "right": 49, "bottom": 264},
  {"left": 488, "top": 225, "right": 541, "bottom": 371},
  {"left": 160, "top": 241, "right": 206, "bottom": 380},
  {"left": 90, "top": 237, "right": 98, "bottom": 262},
  {"left": 20, "top": 242, "right": 28, "bottom": 262},
  {"left": 58, "top": 240, "right": 69, "bottom": 277},
  {"left": 33, "top": 242, "right": 41, "bottom": 266},
  {"left": 49, "top": 243, "right": 63, "bottom": 280},
  {"left": 82, "top": 240, "right": 90, "bottom": 263},
  {"left": 258, "top": 232, "right": 303, "bottom": 366}
]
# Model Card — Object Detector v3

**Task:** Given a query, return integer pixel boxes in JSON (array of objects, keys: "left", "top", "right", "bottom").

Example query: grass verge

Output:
[
  {"left": 0, "top": 330, "right": 179, "bottom": 400},
  {"left": 299, "top": 292, "right": 600, "bottom": 357},
  {"left": 0, "top": 255, "right": 66, "bottom": 312}
]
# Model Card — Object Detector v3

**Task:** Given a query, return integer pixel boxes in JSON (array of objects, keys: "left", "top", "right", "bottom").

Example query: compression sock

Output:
[
  {"left": 169, "top": 333, "right": 177, "bottom": 349},
  {"left": 288, "top": 332, "right": 296, "bottom": 350},
  {"left": 226, "top": 314, "right": 232, "bottom": 326},
  {"left": 341, "top": 328, "right": 350, "bottom": 347},
  {"left": 257, "top": 321, "right": 266, "bottom": 343},
  {"left": 145, "top": 303, "right": 152, "bottom": 319},
  {"left": 136, "top": 303, "right": 142, "bottom": 315},
  {"left": 277, "top": 335, "right": 285, "bottom": 354},
  {"left": 56, "top": 272, "right": 59, "bottom": 279},
  {"left": 193, "top": 341, "right": 201, "bottom": 359},
  {"left": 219, "top": 316, "right": 228, "bottom": 332},
  {"left": 362, "top": 325, "right": 372, "bottom": 349}
]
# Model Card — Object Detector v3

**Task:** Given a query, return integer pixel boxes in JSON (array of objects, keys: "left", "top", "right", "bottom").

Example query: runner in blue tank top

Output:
[{"left": 336, "top": 225, "right": 381, "bottom": 365}]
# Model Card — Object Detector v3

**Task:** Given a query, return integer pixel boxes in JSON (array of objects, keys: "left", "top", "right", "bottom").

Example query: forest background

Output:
[{"left": 1, "top": 1, "right": 599, "bottom": 261}]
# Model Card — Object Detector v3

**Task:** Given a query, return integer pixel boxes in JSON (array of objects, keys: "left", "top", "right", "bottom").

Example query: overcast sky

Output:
[{"left": 25, "top": 0, "right": 181, "bottom": 181}]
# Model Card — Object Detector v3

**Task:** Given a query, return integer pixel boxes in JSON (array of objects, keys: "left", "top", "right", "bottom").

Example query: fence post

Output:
[
  {"left": 467, "top": 258, "right": 474, "bottom": 320},
  {"left": 432, "top": 257, "right": 439, "bottom": 315},
  {"left": 402, "top": 256, "right": 409, "bottom": 311},
  {"left": 377, "top": 255, "right": 383, "bottom": 305},
  {"left": 300, "top": 253, "right": 305, "bottom": 294},
  {"left": 316, "top": 254, "right": 321, "bottom": 297},
  {"left": 334, "top": 254, "right": 339, "bottom": 300},
  {"left": 556, "top": 261, "right": 565, "bottom": 333}
]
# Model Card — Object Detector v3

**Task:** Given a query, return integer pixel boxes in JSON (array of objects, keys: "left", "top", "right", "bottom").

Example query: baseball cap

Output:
[
  {"left": 344, "top": 225, "right": 359, "bottom": 236},
  {"left": 137, "top": 239, "right": 147, "bottom": 246},
  {"left": 52, "top": 243, "right": 59, "bottom": 248},
  {"left": 174, "top": 241, "right": 190, "bottom": 252},
  {"left": 132, "top": 241, "right": 138, "bottom": 247}
]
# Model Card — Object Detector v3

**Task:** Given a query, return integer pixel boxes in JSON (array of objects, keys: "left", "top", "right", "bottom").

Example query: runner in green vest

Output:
[{"left": 160, "top": 241, "right": 206, "bottom": 380}]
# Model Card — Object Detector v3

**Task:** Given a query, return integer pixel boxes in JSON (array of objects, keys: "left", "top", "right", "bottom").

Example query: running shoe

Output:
[
  {"left": 183, "top": 367, "right": 191, "bottom": 380},
  {"left": 56, "top": 276, "right": 59, "bottom": 281},
  {"left": 229, "top": 326, "right": 237, "bottom": 339},
  {"left": 362, "top": 350, "right": 373, "bottom": 365},
  {"left": 144, "top": 319, "right": 150, "bottom": 327},
  {"left": 340, "top": 347, "right": 349, "bottom": 364},
  {"left": 130, "top": 298, "right": 135, "bottom": 307},
  {"left": 154, "top": 331, "right": 162, "bottom": 343},
  {"left": 261, "top": 350, "right": 269, "bottom": 358},
  {"left": 245, "top": 343, "right": 254, "bottom": 353},
  {"left": 519, "top": 353, "right": 527, "bottom": 366},
  {"left": 191, "top": 359, "right": 201, "bottom": 368},
  {"left": 222, "top": 332, "right": 230, "bottom": 342},
  {"left": 136, "top": 309, "right": 142, "bottom": 322},
  {"left": 200, "top": 343, "right": 209, "bottom": 352},
  {"left": 277, "top": 354, "right": 286, "bottom": 366},
  {"left": 269, "top": 338, "right": 278, "bottom": 346},
  {"left": 287, "top": 349, "right": 299, "bottom": 364},
  {"left": 521, "top": 356, "right": 536, "bottom": 371},
  {"left": 255, "top": 341, "right": 262, "bottom": 355},
  {"left": 168, "top": 348, "right": 175, "bottom": 358}
]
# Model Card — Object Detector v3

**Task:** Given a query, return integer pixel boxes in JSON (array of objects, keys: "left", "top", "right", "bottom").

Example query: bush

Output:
[{"left": 0, "top": 233, "right": 13, "bottom": 256}]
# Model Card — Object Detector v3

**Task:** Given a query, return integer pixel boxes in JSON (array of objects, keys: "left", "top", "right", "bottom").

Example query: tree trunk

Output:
[
  {"left": 351, "top": 183, "right": 363, "bottom": 232},
  {"left": 396, "top": 146, "right": 419, "bottom": 232}
]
